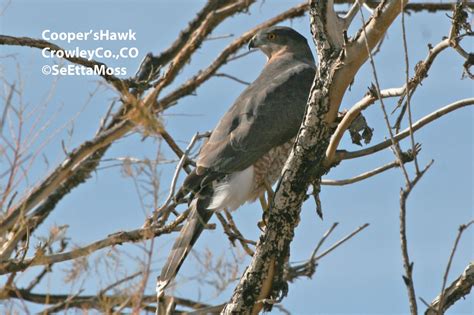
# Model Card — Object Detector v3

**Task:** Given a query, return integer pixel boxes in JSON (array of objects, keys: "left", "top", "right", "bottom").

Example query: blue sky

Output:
[{"left": 1, "top": 0, "right": 472, "bottom": 314}]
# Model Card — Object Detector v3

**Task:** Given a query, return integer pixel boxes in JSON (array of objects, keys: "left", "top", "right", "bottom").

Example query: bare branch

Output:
[
  {"left": 400, "top": 3, "right": 421, "bottom": 174},
  {"left": 341, "top": 98, "right": 474, "bottom": 160},
  {"left": 286, "top": 223, "right": 369, "bottom": 282},
  {"left": 0, "top": 287, "right": 210, "bottom": 313},
  {"left": 152, "top": 132, "right": 205, "bottom": 221},
  {"left": 322, "top": 146, "right": 420, "bottom": 186},
  {"left": 214, "top": 72, "right": 251, "bottom": 86},
  {"left": 400, "top": 161, "right": 434, "bottom": 315},
  {"left": 435, "top": 221, "right": 474, "bottom": 314},
  {"left": 134, "top": 0, "right": 235, "bottom": 83},
  {"left": 426, "top": 261, "right": 474, "bottom": 315},
  {"left": 0, "top": 208, "right": 189, "bottom": 274}
]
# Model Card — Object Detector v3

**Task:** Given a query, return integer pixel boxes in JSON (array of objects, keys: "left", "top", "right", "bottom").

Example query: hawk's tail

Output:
[{"left": 157, "top": 196, "right": 213, "bottom": 297}]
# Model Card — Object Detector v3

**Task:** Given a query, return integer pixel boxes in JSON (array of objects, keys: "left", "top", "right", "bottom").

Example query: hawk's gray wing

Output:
[{"left": 197, "top": 59, "right": 316, "bottom": 174}]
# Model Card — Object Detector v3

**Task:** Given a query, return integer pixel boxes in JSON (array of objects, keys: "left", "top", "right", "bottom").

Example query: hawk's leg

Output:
[{"left": 257, "top": 180, "right": 275, "bottom": 231}]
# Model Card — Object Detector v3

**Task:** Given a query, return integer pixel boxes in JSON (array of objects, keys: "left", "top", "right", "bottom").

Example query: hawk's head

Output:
[{"left": 248, "top": 26, "right": 312, "bottom": 62}]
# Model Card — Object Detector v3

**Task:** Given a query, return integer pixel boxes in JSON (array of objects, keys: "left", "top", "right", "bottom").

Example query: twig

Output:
[
  {"left": 216, "top": 211, "right": 256, "bottom": 257},
  {"left": 357, "top": 1, "right": 410, "bottom": 184},
  {"left": 286, "top": 223, "right": 369, "bottom": 282},
  {"left": 400, "top": 2, "right": 420, "bottom": 174},
  {"left": 40, "top": 289, "right": 84, "bottom": 314},
  {"left": 336, "top": 0, "right": 474, "bottom": 12},
  {"left": 341, "top": 0, "right": 366, "bottom": 30},
  {"left": 322, "top": 147, "right": 420, "bottom": 186},
  {"left": 310, "top": 222, "right": 339, "bottom": 260},
  {"left": 315, "top": 223, "right": 369, "bottom": 261},
  {"left": 214, "top": 72, "right": 251, "bottom": 85},
  {"left": 227, "top": 49, "right": 257, "bottom": 62},
  {"left": 205, "top": 33, "right": 235, "bottom": 41},
  {"left": 98, "top": 271, "right": 142, "bottom": 296},
  {"left": 436, "top": 220, "right": 474, "bottom": 314},
  {"left": 25, "top": 266, "right": 51, "bottom": 291},
  {"left": 152, "top": 132, "right": 203, "bottom": 222},
  {"left": 96, "top": 100, "right": 117, "bottom": 135},
  {"left": 399, "top": 161, "right": 434, "bottom": 315},
  {"left": 158, "top": 128, "right": 195, "bottom": 172},
  {"left": 132, "top": 237, "right": 155, "bottom": 313}
]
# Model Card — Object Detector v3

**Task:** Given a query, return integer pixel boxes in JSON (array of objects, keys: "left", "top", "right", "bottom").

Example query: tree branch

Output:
[
  {"left": 425, "top": 261, "right": 474, "bottom": 315},
  {"left": 340, "top": 98, "right": 474, "bottom": 160},
  {"left": 0, "top": 287, "right": 209, "bottom": 313},
  {"left": 322, "top": 146, "right": 419, "bottom": 186},
  {"left": 325, "top": 86, "right": 405, "bottom": 166},
  {"left": 0, "top": 208, "right": 189, "bottom": 275},
  {"left": 431, "top": 221, "right": 474, "bottom": 314},
  {"left": 134, "top": 0, "right": 235, "bottom": 83},
  {"left": 399, "top": 161, "right": 434, "bottom": 315}
]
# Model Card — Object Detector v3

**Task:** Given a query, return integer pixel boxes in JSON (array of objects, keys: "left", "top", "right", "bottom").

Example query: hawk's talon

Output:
[{"left": 263, "top": 180, "right": 274, "bottom": 202}]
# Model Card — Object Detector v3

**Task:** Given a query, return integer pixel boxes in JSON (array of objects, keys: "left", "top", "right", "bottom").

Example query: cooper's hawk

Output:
[{"left": 157, "top": 26, "right": 316, "bottom": 296}]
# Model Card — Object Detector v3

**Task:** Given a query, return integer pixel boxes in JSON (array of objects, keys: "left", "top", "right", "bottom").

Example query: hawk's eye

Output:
[{"left": 267, "top": 33, "right": 276, "bottom": 40}]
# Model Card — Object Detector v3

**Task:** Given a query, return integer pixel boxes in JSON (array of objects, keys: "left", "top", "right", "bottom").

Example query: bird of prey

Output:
[{"left": 157, "top": 26, "right": 316, "bottom": 297}]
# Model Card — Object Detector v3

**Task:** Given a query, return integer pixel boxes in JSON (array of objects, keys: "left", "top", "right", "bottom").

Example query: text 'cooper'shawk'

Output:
[{"left": 157, "top": 26, "right": 316, "bottom": 296}]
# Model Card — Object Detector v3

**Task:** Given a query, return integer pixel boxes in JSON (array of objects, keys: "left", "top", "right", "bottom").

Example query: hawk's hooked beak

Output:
[{"left": 248, "top": 35, "right": 257, "bottom": 50}]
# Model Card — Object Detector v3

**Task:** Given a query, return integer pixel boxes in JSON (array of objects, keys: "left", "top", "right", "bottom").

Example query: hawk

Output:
[{"left": 157, "top": 26, "right": 316, "bottom": 296}]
